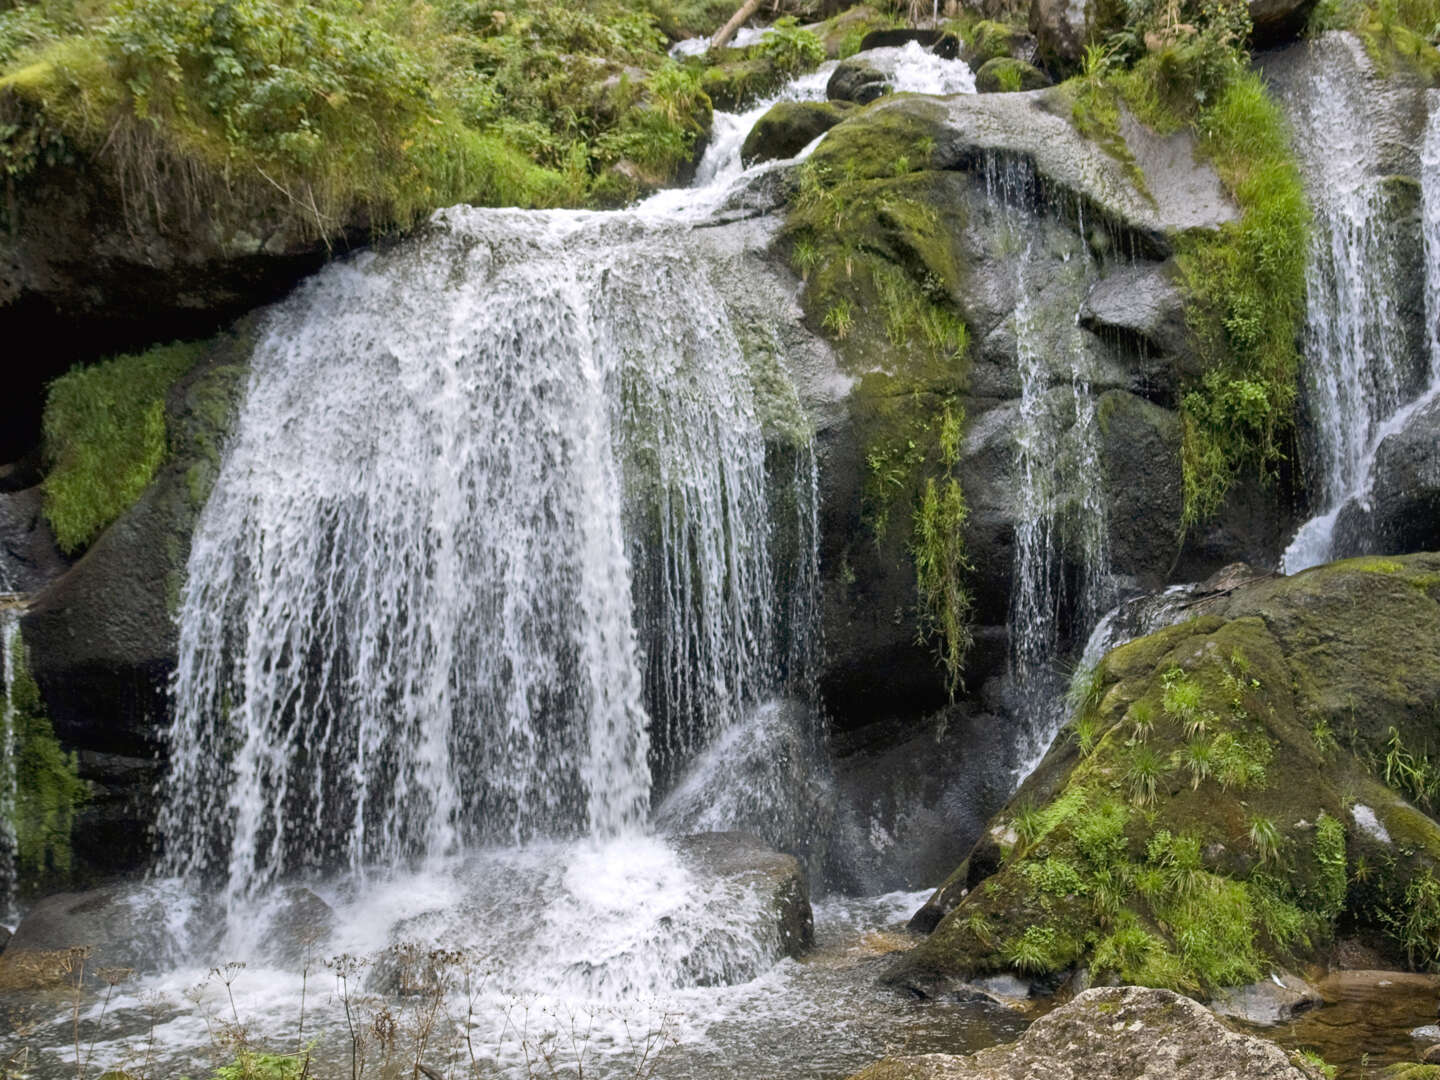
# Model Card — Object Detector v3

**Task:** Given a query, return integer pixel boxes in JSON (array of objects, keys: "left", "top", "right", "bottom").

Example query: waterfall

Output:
[
  {"left": 162, "top": 207, "right": 819, "bottom": 906},
  {"left": 1282, "top": 67, "right": 1428, "bottom": 571}
]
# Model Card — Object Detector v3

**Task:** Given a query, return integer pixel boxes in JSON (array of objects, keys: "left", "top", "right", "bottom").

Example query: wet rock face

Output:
[
  {"left": 0, "top": 487, "right": 67, "bottom": 595},
  {"left": 846, "top": 987, "right": 1315, "bottom": 1080},
  {"left": 1332, "top": 394, "right": 1440, "bottom": 558},
  {"left": 827, "top": 58, "right": 891, "bottom": 104},
  {"left": 672, "top": 832, "right": 815, "bottom": 959},
  {"left": 798, "top": 93, "right": 1279, "bottom": 728},
  {"left": 20, "top": 334, "right": 251, "bottom": 880}
]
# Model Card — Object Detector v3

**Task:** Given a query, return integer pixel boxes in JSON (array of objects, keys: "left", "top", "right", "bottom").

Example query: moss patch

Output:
[{"left": 42, "top": 340, "right": 207, "bottom": 554}]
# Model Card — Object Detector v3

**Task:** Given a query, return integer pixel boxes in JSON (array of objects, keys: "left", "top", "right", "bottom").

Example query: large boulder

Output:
[
  {"left": 0, "top": 486, "right": 67, "bottom": 595},
  {"left": 20, "top": 330, "right": 251, "bottom": 879},
  {"left": 846, "top": 987, "right": 1317, "bottom": 1080},
  {"left": 885, "top": 553, "right": 1440, "bottom": 998}
]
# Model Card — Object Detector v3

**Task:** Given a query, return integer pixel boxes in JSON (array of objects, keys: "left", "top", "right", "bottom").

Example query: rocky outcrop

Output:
[
  {"left": 793, "top": 93, "right": 1271, "bottom": 729},
  {"left": 886, "top": 553, "right": 1440, "bottom": 997},
  {"left": 847, "top": 987, "right": 1318, "bottom": 1080},
  {"left": 742, "top": 100, "right": 856, "bottom": 166},
  {"left": 20, "top": 330, "right": 251, "bottom": 879}
]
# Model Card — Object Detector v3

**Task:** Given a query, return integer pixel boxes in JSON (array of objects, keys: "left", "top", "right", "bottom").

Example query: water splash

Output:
[{"left": 163, "top": 208, "right": 818, "bottom": 907}]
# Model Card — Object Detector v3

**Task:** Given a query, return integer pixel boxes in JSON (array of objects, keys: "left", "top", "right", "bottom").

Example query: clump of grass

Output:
[
  {"left": 42, "top": 340, "right": 206, "bottom": 554},
  {"left": 6, "top": 630, "right": 87, "bottom": 894}
]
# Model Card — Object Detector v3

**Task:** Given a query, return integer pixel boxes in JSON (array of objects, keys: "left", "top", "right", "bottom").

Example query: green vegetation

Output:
[
  {"left": 1063, "top": 0, "right": 1310, "bottom": 529},
  {"left": 0, "top": 0, "right": 804, "bottom": 228},
  {"left": 1309, "top": 0, "right": 1440, "bottom": 81},
  {"left": 42, "top": 340, "right": 206, "bottom": 553},
  {"left": 5, "top": 629, "right": 86, "bottom": 891}
]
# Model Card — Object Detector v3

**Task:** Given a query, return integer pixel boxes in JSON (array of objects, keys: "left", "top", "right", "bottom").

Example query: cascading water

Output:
[
  {"left": 1282, "top": 69, "right": 1431, "bottom": 571},
  {"left": 162, "top": 207, "right": 819, "bottom": 906}
]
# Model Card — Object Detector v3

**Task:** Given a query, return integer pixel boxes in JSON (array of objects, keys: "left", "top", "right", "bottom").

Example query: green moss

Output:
[
  {"left": 5, "top": 630, "right": 86, "bottom": 892},
  {"left": 42, "top": 340, "right": 207, "bottom": 553}
]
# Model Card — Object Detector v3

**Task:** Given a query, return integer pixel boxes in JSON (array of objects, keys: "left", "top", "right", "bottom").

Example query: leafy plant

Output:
[{"left": 1248, "top": 814, "right": 1283, "bottom": 865}]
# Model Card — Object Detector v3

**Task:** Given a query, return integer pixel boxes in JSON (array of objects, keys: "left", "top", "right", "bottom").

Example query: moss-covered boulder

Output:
[
  {"left": 20, "top": 329, "right": 251, "bottom": 881},
  {"left": 974, "top": 57, "right": 1052, "bottom": 93},
  {"left": 741, "top": 100, "right": 856, "bottom": 166},
  {"left": 886, "top": 553, "right": 1440, "bottom": 998}
]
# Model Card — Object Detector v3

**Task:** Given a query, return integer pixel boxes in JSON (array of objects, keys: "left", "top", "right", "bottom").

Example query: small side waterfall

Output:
[
  {"left": 162, "top": 208, "right": 819, "bottom": 906},
  {"left": 1282, "top": 67, "right": 1431, "bottom": 570},
  {"left": 0, "top": 605, "right": 19, "bottom": 923},
  {"left": 985, "top": 159, "right": 1114, "bottom": 748}
]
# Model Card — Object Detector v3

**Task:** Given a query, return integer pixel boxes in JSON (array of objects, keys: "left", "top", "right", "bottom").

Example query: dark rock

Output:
[
  {"left": 973, "top": 57, "right": 1051, "bottom": 93},
  {"left": 1096, "top": 390, "right": 1183, "bottom": 585},
  {"left": 827, "top": 59, "right": 891, "bottom": 104},
  {"left": 21, "top": 330, "right": 251, "bottom": 878},
  {"left": 1078, "top": 263, "right": 1197, "bottom": 390},
  {"left": 816, "top": 6, "right": 888, "bottom": 58},
  {"left": 823, "top": 704, "right": 1023, "bottom": 894},
  {"left": 1029, "top": 0, "right": 1115, "bottom": 68},
  {"left": 0, "top": 925, "right": 10, "bottom": 953},
  {"left": 741, "top": 100, "right": 856, "bottom": 167},
  {"left": 0, "top": 883, "right": 197, "bottom": 989},
  {"left": 0, "top": 486, "right": 68, "bottom": 595},
  {"left": 1333, "top": 393, "right": 1440, "bottom": 558},
  {"left": 846, "top": 987, "right": 1314, "bottom": 1079}
]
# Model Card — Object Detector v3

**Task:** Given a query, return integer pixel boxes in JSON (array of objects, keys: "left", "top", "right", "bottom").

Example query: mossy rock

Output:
[
  {"left": 741, "top": 100, "right": 856, "bottom": 166},
  {"left": 700, "top": 55, "right": 786, "bottom": 111},
  {"left": 974, "top": 57, "right": 1052, "bottom": 93},
  {"left": 959, "top": 19, "right": 1033, "bottom": 66},
  {"left": 888, "top": 553, "right": 1440, "bottom": 997}
]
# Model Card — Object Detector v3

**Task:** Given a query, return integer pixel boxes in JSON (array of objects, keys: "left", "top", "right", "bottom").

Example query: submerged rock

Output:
[
  {"left": 827, "top": 58, "right": 891, "bottom": 104},
  {"left": 846, "top": 986, "right": 1316, "bottom": 1079},
  {"left": 1210, "top": 971, "right": 1324, "bottom": 1025},
  {"left": 0, "top": 883, "right": 198, "bottom": 989},
  {"left": 741, "top": 100, "right": 856, "bottom": 166},
  {"left": 672, "top": 832, "right": 815, "bottom": 960}
]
